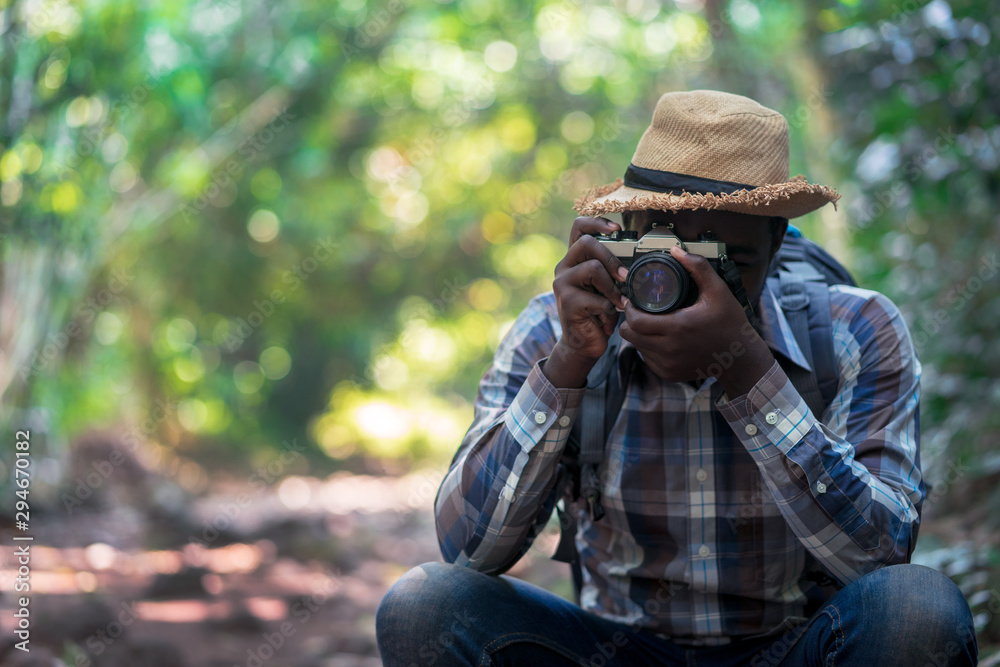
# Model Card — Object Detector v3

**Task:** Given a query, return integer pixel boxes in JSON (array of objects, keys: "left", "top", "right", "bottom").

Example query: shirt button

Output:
[
  {"left": 558, "top": 415, "right": 571, "bottom": 427},
  {"left": 816, "top": 482, "right": 827, "bottom": 494},
  {"left": 745, "top": 424, "right": 758, "bottom": 436},
  {"left": 695, "top": 469, "right": 708, "bottom": 482},
  {"left": 698, "top": 545, "right": 711, "bottom": 557},
  {"left": 765, "top": 411, "right": 779, "bottom": 425},
  {"left": 534, "top": 411, "right": 547, "bottom": 424}
]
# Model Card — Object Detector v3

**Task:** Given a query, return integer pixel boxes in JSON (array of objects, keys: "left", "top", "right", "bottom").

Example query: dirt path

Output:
[
  {"left": 2, "top": 466, "right": 996, "bottom": 666},
  {"left": 0, "top": 471, "right": 570, "bottom": 666}
]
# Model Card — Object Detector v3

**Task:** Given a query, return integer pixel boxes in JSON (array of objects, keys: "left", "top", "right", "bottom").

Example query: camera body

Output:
[{"left": 591, "top": 224, "right": 746, "bottom": 314}]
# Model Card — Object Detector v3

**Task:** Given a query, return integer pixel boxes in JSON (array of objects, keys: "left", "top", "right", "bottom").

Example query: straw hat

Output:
[{"left": 573, "top": 90, "right": 840, "bottom": 219}]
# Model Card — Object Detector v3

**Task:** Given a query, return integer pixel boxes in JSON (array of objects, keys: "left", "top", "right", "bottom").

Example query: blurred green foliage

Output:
[{"left": 1, "top": 0, "right": 999, "bottom": 641}]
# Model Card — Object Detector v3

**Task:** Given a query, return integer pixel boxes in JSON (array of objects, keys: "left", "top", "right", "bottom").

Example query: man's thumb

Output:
[{"left": 669, "top": 245, "right": 715, "bottom": 288}]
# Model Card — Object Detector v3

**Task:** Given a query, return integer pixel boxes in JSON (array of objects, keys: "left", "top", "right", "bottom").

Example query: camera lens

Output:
[{"left": 626, "top": 253, "right": 690, "bottom": 313}]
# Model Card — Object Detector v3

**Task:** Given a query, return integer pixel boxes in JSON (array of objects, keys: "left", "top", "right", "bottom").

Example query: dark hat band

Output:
[{"left": 624, "top": 163, "right": 756, "bottom": 196}]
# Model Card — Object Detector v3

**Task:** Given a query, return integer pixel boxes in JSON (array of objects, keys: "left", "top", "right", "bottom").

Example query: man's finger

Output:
[
  {"left": 564, "top": 290, "right": 619, "bottom": 338},
  {"left": 562, "top": 239, "right": 629, "bottom": 306},
  {"left": 569, "top": 216, "right": 620, "bottom": 247},
  {"left": 621, "top": 298, "right": 678, "bottom": 336},
  {"left": 669, "top": 245, "right": 723, "bottom": 294},
  {"left": 618, "top": 316, "right": 666, "bottom": 349}
]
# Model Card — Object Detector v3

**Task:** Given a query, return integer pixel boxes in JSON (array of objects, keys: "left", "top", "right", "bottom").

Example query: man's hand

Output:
[
  {"left": 544, "top": 217, "right": 629, "bottom": 388},
  {"left": 618, "top": 245, "right": 775, "bottom": 398}
]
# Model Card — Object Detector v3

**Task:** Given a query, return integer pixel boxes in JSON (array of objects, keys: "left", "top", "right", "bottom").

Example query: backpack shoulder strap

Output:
[
  {"left": 779, "top": 224, "right": 858, "bottom": 287},
  {"left": 576, "top": 320, "right": 629, "bottom": 522},
  {"left": 768, "top": 271, "right": 839, "bottom": 419},
  {"left": 803, "top": 282, "right": 840, "bottom": 412},
  {"left": 770, "top": 226, "right": 852, "bottom": 418},
  {"left": 553, "top": 318, "right": 631, "bottom": 596}
]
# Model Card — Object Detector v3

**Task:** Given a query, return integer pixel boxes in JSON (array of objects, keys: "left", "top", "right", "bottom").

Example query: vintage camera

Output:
[{"left": 591, "top": 224, "right": 749, "bottom": 314}]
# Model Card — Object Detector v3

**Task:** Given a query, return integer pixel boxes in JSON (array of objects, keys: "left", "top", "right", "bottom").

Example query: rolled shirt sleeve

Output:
[
  {"left": 718, "top": 289, "right": 923, "bottom": 585},
  {"left": 435, "top": 293, "right": 586, "bottom": 574}
]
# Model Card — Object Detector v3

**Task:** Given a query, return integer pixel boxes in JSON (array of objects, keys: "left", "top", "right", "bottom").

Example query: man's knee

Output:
[
  {"left": 860, "top": 564, "right": 972, "bottom": 628},
  {"left": 376, "top": 561, "right": 489, "bottom": 658},
  {"left": 805, "top": 565, "right": 977, "bottom": 665},
  {"left": 852, "top": 563, "right": 977, "bottom": 662},
  {"left": 378, "top": 561, "right": 464, "bottom": 626}
]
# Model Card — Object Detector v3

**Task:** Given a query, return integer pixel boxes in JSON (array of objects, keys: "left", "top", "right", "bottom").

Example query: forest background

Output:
[{"left": 1, "top": 0, "right": 999, "bottom": 664}]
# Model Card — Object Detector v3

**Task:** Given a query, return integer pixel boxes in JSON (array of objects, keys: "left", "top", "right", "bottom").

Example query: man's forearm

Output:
[
  {"left": 719, "top": 359, "right": 922, "bottom": 584},
  {"left": 437, "top": 352, "right": 587, "bottom": 573},
  {"left": 717, "top": 335, "right": 776, "bottom": 399},
  {"left": 540, "top": 341, "right": 594, "bottom": 389}
]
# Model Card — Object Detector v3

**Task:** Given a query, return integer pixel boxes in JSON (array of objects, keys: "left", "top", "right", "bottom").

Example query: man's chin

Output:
[{"left": 633, "top": 350, "right": 711, "bottom": 386}]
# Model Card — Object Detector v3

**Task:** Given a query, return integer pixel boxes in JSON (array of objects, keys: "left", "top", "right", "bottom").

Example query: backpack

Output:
[{"left": 552, "top": 224, "right": 857, "bottom": 603}]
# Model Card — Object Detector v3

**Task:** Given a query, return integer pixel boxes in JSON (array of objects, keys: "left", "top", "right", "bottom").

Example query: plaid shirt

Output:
[{"left": 435, "top": 283, "right": 923, "bottom": 641}]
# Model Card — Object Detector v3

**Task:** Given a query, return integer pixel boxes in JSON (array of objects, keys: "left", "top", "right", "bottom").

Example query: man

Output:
[{"left": 377, "top": 91, "right": 978, "bottom": 665}]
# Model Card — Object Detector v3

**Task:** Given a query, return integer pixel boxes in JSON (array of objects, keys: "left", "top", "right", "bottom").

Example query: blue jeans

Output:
[{"left": 376, "top": 562, "right": 977, "bottom": 666}]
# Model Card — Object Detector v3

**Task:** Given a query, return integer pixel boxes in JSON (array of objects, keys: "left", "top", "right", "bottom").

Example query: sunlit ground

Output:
[
  {"left": 0, "top": 470, "right": 570, "bottom": 666},
  {"left": 2, "top": 462, "right": 997, "bottom": 665}
]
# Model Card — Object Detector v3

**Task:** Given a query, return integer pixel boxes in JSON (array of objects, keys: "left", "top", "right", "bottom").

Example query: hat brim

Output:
[{"left": 574, "top": 175, "right": 840, "bottom": 219}]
